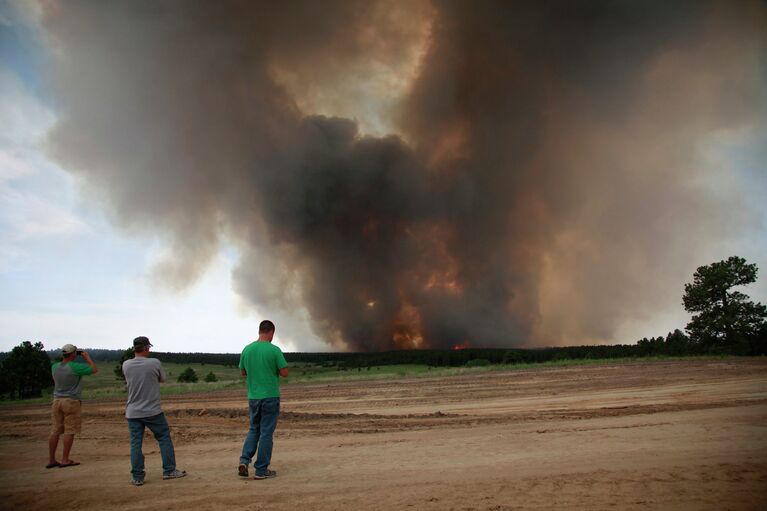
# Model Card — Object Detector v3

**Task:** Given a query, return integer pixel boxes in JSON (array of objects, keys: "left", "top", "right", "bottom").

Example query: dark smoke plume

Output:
[{"left": 41, "top": 0, "right": 767, "bottom": 350}]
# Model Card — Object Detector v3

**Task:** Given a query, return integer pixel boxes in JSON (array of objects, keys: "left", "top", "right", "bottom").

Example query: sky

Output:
[
  {"left": 0, "top": 0, "right": 765, "bottom": 354},
  {"left": 0, "top": 1, "right": 308, "bottom": 353}
]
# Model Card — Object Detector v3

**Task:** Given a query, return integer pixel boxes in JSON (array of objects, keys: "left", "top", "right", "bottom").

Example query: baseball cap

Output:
[
  {"left": 62, "top": 344, "right": 77, "bottom": 355},
  {"left": 133, "top": 336, "right": 153, "bottom": 349}
]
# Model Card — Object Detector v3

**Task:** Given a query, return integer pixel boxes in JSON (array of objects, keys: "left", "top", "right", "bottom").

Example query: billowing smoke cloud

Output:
[{"left": 40, "top": 0, "right": 767, "bottom": 350}]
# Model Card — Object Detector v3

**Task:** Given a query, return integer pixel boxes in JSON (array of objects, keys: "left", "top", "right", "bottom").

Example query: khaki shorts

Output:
[{"left": 51, "top": 398, "right": 82, "bottom": 435}]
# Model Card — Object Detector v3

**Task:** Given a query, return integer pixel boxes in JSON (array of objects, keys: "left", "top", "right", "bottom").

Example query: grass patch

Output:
[{"left": 0, "top": 355, "right": 744, "bottom": 405}]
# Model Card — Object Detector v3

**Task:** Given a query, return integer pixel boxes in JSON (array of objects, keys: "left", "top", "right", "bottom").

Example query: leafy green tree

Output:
[
  {"left": 0, "top": 341, "right": 53, "bottom": 399},
  {"left": 683, "top": 256, "right": 767, "bottom": 353},
  {"left": 114, "top": 348, "right": 135, "bottom": 381},
  {"left": 663, "top": 329, "right": 691, "bottom": 356},
  {"left": 749, "top": 322, "right": 767, "bottom": 356},
  {"left": 204, "top": 371, "right": 217, "bottom": 382},
  {"left": 177, "top": 367, "right": 199, "bottom": 383},
  {"left": 637, "top": 336, "right": 664, "bottom": 356}
]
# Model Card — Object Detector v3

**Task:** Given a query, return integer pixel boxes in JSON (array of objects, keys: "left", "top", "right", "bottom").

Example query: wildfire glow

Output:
[
  {"left": 424, "top": 271, "right": 462, "bottom": 295},
  {"left": 391, "top": 300, "right": 424, "bottom": 349},
  {"left": 410, "top": 222, "right": 464, "bottom": 296}
]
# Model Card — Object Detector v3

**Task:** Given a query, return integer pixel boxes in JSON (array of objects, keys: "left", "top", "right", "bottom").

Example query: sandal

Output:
[
  {"left": 59, "top": 461, "right": 81, "bottom": 468},
  {"left": 45, "top": 462, "right": 60, "bottom": 469}
]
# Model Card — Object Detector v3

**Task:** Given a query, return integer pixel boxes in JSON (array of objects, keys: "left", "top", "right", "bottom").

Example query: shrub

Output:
[
  {"left": 113, "top": 348, "right": 135, "bottom": 381},
  {"left": 465, "top": 358, "right": 490, "bottom": 367},
  {"left": 177, "top": 367, "right": 198, "bottom": 383},
  {"left": 204, "top": 371, "right": 217, "bottom": 382}
]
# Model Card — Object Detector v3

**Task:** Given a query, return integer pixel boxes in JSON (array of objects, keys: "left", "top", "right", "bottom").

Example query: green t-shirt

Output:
[{"left": 239, "top": 341, "right": 288, "bottom": 399}]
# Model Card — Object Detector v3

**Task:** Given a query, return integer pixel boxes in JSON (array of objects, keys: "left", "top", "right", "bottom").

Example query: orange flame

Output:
[
  {"left": 452, "top": 343, "right": 469, "bottom": 350},
  {"left": 409, "top": 222, "right": 464, "bottom": 296},
  {"left": 392, "top": 301, "right": 424, "bottom": 349}
]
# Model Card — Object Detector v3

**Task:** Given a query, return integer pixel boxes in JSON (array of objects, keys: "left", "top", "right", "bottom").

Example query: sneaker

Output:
[
  {"left": 238, "top": 464, "right": 248, "bottom": 477},
  {"left": 130, "top": 479, "right": 144, "bottom": 486},
  {"left": 163, "top": 469, "right": 187, "bottom": 480},
  {"left": 253, "top": 469, "right": 276, "bottom": 480}
]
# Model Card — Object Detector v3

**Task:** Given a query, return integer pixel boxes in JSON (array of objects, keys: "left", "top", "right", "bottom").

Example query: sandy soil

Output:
[{"left": 1, "top": 359, "right": 766, "bottom": 510}]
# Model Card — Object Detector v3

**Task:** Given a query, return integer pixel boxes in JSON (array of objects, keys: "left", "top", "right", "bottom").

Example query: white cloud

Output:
[
  {"left": 0, "top": 64, "right": 93, "bottom": 271},
  {"left": 0, "top": 70, "right": 54, "bottom": 147},
  {"left": 0, "top": 149, "right": 37, "bottom": 180},
  {"left": 0, "top": 253, "right": 312, "bottom": 353},
  {"left": 0, "top": 183, "right": 90, "bottom": 241}
]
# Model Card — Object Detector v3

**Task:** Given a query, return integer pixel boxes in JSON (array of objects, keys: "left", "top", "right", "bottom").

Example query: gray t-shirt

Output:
[
  {"left": 123, "top": 357, "right": 166, "bottom": 419},
  {"left": 52, "top": 361, "right": 93, "bottom": 400}
]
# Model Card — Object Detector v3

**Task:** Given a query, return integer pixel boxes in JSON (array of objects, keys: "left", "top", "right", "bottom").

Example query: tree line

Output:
[{"left": 2, "top": 255, "right": 765, "bottom": 400}]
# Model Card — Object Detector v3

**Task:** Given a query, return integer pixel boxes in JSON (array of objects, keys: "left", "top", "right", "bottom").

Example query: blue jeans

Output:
[
  {"left": 127, "top": 413, "right": 176, "bottom": 481},
  {"left": 240, "top": 397, "right": 280, "bottom": 476}
]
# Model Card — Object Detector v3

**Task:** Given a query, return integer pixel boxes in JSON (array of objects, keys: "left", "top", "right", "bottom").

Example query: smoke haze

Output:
[{"left": 40, "top": 0, "right": 767, "bottom": 350}]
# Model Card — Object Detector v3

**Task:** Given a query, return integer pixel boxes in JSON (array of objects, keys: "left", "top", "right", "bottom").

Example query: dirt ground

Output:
[{"left": 1, "top": 359, "right": 766, "bottom": 511}]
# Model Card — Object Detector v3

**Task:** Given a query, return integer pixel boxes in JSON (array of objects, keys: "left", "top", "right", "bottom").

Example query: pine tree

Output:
[{"left": 683, "top": 256, "right": 767, "bottom": 353}]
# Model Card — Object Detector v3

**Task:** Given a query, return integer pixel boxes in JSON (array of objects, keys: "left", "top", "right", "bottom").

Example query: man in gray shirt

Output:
[
  {"left": 122, "top": 336, "right": 186, "bottom": 486},
  {"left": 48, "top": 343, "right": 98, "bottom": 468}
]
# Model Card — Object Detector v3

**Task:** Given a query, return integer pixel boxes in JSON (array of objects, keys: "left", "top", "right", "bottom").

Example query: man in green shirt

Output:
[
  {"left": 237, "top": 320, "right": 288, "bottom": 480},
  {"left": 48, "top": 343, "right": 98, "bottom": 468}
]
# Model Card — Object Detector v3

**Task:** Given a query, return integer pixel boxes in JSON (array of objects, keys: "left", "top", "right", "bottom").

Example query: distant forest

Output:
[
  {"left": 3, "top": 256, "right": 764, "bottom": 369},
  {"left": 10, "top": 328, "right": 761, "bottom": 368}
]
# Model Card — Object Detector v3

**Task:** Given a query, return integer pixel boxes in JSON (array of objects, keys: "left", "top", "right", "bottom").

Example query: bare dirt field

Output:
[{"left": 1, "top": 359, "right": 766, "bottom": 510}]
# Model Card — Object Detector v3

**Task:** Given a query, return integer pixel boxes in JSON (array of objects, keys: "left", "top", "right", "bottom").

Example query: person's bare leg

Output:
[
  {"left": 61, "top": 434, "right": 75, "bottom": 464},
  {"left": 48, "top": 434, "right": 60, "bottom": 465}
]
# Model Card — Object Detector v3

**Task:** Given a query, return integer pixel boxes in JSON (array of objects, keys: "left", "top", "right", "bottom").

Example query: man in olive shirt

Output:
[
  {"left": 48, "top": 343, "right": 98, "bottom": 468},
  {"left": 237, "top": 320, "right": 288, "bottom": 480}
]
